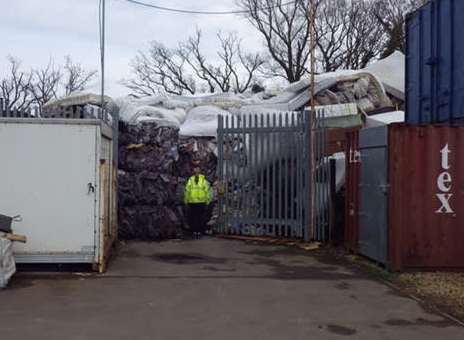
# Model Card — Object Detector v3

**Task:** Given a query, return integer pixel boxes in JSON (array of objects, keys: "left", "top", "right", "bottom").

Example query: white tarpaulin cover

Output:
[
  {"left": 365, "top": 111, "right": 405, "bottom": 127},
  {"left": 0, "top": 236, "right": 15, "bottom": 289},
  {"left": 46, "top": 54, "right": 403, "bottom": 137},
  {"left": 179, "top": 105, "right": 232, "bottom": 137},
  {"left": 44, "top": 92, "right": 114, "bottom": 109},
  {"left": 115, "top": 97, "right": 187, "bottom": 126},
  {"left": 364, "top": 51, "right": 405, "bottom": 100}
]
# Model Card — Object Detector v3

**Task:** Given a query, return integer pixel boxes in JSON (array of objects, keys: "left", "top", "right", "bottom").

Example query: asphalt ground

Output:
[{"left": 1, "top": 238, "right": 463, "bottom": 339}]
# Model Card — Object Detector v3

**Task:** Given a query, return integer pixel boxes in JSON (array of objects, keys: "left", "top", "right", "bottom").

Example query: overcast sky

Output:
[{"left": 0, "top": 0, "right": 263, "bottom": 97}]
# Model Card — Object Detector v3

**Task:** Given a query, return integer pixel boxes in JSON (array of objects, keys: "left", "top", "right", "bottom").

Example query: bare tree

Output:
[
  {"left": 179, "top": 30, "right": 264, "bottom": 93},
  {"left": 342, "top": 0, "right": 385, "bottom": 70},
  {"left": 63, "top": 56, "right": 97, "bottom": 95},
  {"left": 125, "top": 29, "right": 264, "bottom": 96},
  {"left": 239, "top": 0, "right": 426, "bottom": 80},
  {"left": 125, "top": 42, "right": 196, "bottom": 96},
  {"left": 240, "top": 0, "right": 311, "bottom": 82},
  {"left": 372, "top": 0, "right": 427, "bottom": 58},
  {"left": 241, "top": 0, "right": 387, "bottom": 77},
  {"left": 1, "top": 56, "right": 99, "bottom": 113},
  {"left": 315, "top": 0, "right": 351, "bottom": 72},
  {"left": 0, "top": 56, "right": 34, "bottom": 111},
  {"left": 30, "top": 59, "right": 62, "bottom": 112}
]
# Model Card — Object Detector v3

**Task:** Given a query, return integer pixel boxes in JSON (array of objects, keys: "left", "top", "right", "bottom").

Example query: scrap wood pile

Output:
[{"left": 118, "top": 122, "right": 218, "bottom": 240}]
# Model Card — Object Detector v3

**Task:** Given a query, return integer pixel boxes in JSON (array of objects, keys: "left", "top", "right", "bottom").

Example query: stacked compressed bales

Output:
[{"left": 118, "top": 122, "right": 217, "bottom": 240}]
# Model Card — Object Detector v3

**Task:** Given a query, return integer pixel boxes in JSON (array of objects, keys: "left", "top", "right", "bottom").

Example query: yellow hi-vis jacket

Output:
[{"left": 184, "top": 175, "right": 212, "bottom": 205}]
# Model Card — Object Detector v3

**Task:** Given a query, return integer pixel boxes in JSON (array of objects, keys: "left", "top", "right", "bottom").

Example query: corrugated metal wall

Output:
[
  {"left": 389, "top": 125, "right": 464, "bottom": 270},
  {"left": 406, "top": 0, "right": 464, "bottom": 125}
]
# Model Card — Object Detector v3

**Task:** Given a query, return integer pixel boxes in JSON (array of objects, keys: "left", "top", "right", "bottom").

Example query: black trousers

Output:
[{"left": 187, "top": 204, "right": 208, "bottom": 234}]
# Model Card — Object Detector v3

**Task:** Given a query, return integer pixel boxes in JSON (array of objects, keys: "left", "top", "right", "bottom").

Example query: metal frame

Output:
[
  {"left": 358, "top": 126, "right": 389, "bottom": 264},
  {"left": 313, "top": 109, "right": 331, "bottom": 242},
  {"left": 217, "top": 110, "right": 330, "bottom": 241}
]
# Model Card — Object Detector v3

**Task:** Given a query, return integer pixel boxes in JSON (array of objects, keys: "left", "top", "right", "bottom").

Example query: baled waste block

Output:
[{"left": 118, "top": 122, "right": 217, "bottom": 240}]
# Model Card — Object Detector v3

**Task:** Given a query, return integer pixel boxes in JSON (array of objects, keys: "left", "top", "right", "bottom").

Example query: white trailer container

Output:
[{"left": 0, "top": 118, "right": 117, "bottom": 272}]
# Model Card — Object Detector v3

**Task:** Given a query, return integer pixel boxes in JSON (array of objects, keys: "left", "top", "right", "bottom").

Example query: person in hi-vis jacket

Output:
[{"left": 184, "top": 163, "right": 212, "bottom": 239}]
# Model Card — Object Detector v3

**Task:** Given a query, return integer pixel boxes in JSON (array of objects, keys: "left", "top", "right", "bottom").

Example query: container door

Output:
[
  {"left": 435, "top": 0, "right": 453, "bottom": 123},
  {"left": 0, "top": 123, "right": 98, "bottom": 262},
  {"left": 358, "top": 127, "right": 388, "bottom": 264},
  {"left": 345, "top": 131, "right": 360, "bottom": 252},
  {"left": 453, "top": 0, "right": 464, "bottom": 123},
  {"left": 421, "top": 2, "right": 435, "bottom": 124},
  {"left": 405, "top": 12, "right": 422, "bottom": 124},
  {"left": 407, "top": 0, "right": 464, "bottom": 125}
]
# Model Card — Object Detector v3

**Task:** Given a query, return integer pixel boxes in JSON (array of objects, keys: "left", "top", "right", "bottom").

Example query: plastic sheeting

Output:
[
  {"left": 44, "top": 92, "right": 114, "bottom": 110},
  {"left": 332, "top": 152, "right": 346, "bottom": 192},
  {"left": 365, "top": 111, "right": 405, "bottom": 127},
  {"left": 180, "top": 105, "right": 232, "bottom": 137},
  {"left": 364, "top": 51, "right": 405, "bottom": 101},
  {"left": 115, "top": 97, "right": 187, "bottom": 127},
  {"left": 0, "top": 236, "right": 15, "bottom": 289},
  {"left": 114, "top": 61, "right": 400, "bottom": 134}
]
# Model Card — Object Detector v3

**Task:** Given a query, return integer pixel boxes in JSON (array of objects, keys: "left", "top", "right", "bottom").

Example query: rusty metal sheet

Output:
[
  {"left": 327, "top": 126, "right": 361, "bottom": 156},
  {"left": 344, "top": 130, "right": 360, "bottom": 252},
  {"left": 388, "top": 124, "right": 464, "bottom": 270}
]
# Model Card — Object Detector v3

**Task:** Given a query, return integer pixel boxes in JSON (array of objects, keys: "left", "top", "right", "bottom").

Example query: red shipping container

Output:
[
  {"left": 388, "top": 125, "right": 464, "bottom": 271},
  {"left": 344, "top": 124, "right": 464, "bottom": 270},
  {"left": 345, "top": 130, "right": 360, "bottom": 253}
]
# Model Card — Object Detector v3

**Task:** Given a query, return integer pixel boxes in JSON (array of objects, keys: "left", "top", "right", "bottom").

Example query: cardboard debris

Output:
[{"left": 126, "top": 143, "right": 145, "bottom": 150}]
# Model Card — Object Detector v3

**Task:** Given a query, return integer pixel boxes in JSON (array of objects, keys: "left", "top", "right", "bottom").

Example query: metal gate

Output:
[
  {"left": 216, "top": 111, "right": 331, "bottom": 241},
  {"left": 358, "top": 126, "right": 388, "bottom": 264}
]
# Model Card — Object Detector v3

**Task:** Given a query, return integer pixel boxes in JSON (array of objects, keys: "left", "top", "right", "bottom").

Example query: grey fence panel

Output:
[
  {"left": 217, "top": 115, "right": 224, "bottom": 234},
  {"left": 217, "top": 111, "right": 330, "bottom": 241},
  {"left": 271, "top": 114, "right": 276, "bottom": 236},
  {"left": 259, "top": 115, "right": 264, "bottom": 233}
]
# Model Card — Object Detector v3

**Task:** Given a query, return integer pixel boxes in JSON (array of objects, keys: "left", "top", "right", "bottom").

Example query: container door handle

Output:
[{"left": 379, "top": 184, "right": 390, "bottom": 195}]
